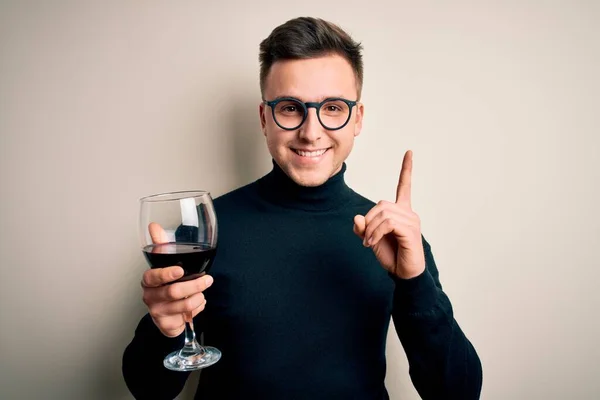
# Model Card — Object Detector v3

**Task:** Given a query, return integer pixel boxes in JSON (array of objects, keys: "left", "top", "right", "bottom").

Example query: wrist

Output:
[
  {"left": 392, "top": 263, "right": 425, "bottom": 280},
  {"left": 390, "top": 269, "right": 439, "bottom": 314}
]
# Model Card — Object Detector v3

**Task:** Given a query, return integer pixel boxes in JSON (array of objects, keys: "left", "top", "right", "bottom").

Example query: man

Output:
[{"left": 123, "top": 17, "right": 482, "bottom": 399}]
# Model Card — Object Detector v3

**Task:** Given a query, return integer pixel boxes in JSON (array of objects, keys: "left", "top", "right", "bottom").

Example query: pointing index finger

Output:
[{"left": 396, "top": 150, "right": 413, "bottom": 207}]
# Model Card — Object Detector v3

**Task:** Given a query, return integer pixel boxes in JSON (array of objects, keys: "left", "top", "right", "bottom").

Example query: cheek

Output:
[
  {"left": 333, "top": 129, "right": 356, "bottom": 151},
  {"left": 265, "top": 131, "right": 286, "bottom": 153},
  {"left": 329, "top": 132, "right": 355, "bottom": 162}
]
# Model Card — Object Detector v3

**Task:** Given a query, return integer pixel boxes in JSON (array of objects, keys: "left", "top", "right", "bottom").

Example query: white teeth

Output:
[{"left": 295, "top": 149, "right": 327, "bottom": 157}]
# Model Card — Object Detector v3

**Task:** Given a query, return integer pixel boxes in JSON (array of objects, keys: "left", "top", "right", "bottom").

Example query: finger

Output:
[
  {"left": 149, "top": 222, "right": 169, "bottom": 244},
  {"left": 189, "top": 299, "right": 208, "bottom": 319},
  {"left": 363, "top": 208, "right": 405, "bottom": 246},
  {"left": 353, "top": 215, "right": 366, "bottom": 239},
  {"left": 364, "top": 200, "right": 397, "bottom": 225},
  {"left": 368, "top": 213, "right": 419, "bottom": 247},
  {"left": 153, "top": 315, "right": 186, "bottom": 338},
  {"left": 144, "top": 274, "right": 214, "bottom": 304},
  {"left": 367, "top": 218, "right": 401, "bottom": 248},
  {"left": 141, "top": 266, "right": 185, "bottom": 289},
  {"left": 395, "top": 150, "right": 413, "bottom": 207},
  {"left": 152, "top": 292, "right": 207, "bottom": 317}
]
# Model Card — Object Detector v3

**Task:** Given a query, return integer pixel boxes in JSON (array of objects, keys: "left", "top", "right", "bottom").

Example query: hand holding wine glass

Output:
[
  {"left": 141, "top": 224, "right": 214, "bottom": 337},
  {"left": 139, "top": 190, "right": 221, "bottom": 371}
]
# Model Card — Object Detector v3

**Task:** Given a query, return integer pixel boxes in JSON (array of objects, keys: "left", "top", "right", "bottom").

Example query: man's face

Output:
[{"left": 260, "top": 54, "right": 364, "bottom": 187}]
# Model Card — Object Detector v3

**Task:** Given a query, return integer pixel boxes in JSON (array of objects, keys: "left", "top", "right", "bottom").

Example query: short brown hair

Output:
[{"left": 259, "top": 17, "right": 364, "bottom": 99}]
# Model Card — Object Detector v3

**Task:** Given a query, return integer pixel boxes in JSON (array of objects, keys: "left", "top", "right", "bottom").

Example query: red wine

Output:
[{"left": 143, "top": 243, "right": 217, "bottom": 282}]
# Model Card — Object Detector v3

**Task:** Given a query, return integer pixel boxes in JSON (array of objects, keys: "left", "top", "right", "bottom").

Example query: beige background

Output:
[{"left": 1, "top": 1, "right": 599, "bottom": 399}]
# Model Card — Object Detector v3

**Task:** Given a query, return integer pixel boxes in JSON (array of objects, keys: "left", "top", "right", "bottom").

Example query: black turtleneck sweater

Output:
[{"left": 122, "top": 162, "right": 482, "bottom": 399}]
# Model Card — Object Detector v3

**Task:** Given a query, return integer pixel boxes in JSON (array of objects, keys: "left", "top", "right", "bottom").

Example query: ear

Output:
[
  {"left": 259, "top": 102, "right": 267, "bottom": 136},
  {"left": 353, "top": 102, "right": 364, "bottom": 137}
]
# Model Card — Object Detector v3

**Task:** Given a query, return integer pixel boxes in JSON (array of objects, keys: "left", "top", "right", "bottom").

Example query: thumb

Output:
[
  {"left": 353, "top": 215, "right": 366, "bottom": 239},
  {"left": 148, "top": 222, "right": 169, "bottom": 244}
]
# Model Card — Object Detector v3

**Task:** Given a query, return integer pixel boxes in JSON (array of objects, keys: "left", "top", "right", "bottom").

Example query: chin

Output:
[{"left": 287, "top": 166, "right": 334, "bottom": 187}]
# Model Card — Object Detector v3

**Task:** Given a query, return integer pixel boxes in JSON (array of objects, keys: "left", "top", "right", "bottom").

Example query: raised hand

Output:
[
  {"left": 353, "top": 150, "right": 426, "bottom": 279},
  {"left": 141, "top": 222, "right": 214, "bottom": 337}
]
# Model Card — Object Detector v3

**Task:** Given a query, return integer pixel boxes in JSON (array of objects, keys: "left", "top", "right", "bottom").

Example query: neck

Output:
[{"left": 257, "top": 160, "right": 353, "bottom": 211}]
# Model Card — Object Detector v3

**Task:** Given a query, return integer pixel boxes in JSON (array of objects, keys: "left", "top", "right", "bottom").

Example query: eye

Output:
[
  {"left": 276, "top": 100, "right": 303, "bottom": 114},
  {"left": 321, "top": 101, "right": 347, "bottom": 114}
]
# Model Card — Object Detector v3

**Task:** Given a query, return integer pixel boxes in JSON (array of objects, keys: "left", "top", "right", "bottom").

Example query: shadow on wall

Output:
[{"left": 225, "top": 91, "right": 272, "bottom": 188}]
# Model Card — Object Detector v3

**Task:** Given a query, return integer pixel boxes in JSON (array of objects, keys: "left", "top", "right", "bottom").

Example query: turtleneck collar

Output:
[{"left": 257, "top": 160, "right": 353, "bottom": 212}]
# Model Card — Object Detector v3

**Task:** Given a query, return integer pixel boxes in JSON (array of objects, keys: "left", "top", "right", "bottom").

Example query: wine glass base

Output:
[{"left": 163, "top": 346, "right": 222, "bottom": 371}]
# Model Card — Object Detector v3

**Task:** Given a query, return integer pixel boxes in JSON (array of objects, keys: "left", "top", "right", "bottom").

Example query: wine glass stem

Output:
[{"left": 179, "top": 312, "right": 204, "bottom": 358}]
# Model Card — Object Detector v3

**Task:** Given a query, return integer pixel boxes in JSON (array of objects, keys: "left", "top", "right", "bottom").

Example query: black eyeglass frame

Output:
[{"left": 263, "top": 97, "right": 358, "bottom": 131}]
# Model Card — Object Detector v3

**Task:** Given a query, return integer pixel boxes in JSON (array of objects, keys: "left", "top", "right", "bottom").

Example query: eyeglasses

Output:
[{"left": 263, "top": 97, "right": 358, "bottom": 131}]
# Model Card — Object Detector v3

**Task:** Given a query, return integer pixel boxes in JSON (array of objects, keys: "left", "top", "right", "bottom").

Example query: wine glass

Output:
[{"left": 139, "top": 190, "right": 221, "bottom": 371}]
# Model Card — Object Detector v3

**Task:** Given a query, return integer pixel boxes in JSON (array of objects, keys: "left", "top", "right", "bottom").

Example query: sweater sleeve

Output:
[
  {"left": 391, "top": 236, "right": 483, "bottom": 399},
  {"left": 122, "top": 313, "right": 204, "bottom": 399}
]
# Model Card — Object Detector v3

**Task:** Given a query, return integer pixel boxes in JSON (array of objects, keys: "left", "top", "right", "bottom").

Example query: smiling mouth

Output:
[{"left": 292, "top": 148, "right": 330, "bottom": 157}]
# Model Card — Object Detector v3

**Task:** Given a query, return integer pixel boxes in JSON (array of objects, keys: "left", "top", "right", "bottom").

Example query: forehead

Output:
[{"left": 264, "top": 54, "right": 358, "bottom": 101}]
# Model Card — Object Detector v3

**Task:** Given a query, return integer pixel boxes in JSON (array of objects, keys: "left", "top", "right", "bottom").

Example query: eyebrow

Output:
[{"left": 270, "top": 94, "right": 350, "bottom": 102}]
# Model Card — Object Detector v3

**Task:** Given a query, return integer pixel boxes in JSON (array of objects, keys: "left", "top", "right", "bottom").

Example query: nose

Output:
[{"left": 297, "top": 108, "right": 322, "bottom": 142}]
